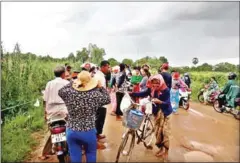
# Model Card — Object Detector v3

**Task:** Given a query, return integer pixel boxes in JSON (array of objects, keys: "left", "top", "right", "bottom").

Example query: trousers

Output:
[
  {"left": 66, "top": 128, "right": 97, "bottom": 162},
  {"left": 95, "top": 106, "right": 107, "bottom": 135}
]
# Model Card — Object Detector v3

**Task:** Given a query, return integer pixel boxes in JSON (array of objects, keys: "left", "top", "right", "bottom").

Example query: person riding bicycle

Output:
[
  {"left": 203, "top": 77, "right": 219, "bottom": 105},
  {"left": 218, "top": 72, "right": 239, "bottom": 109}
]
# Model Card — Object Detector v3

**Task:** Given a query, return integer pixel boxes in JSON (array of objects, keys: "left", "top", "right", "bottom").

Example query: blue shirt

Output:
[{"left": 132, "top": 88, "right": 173, "bottom": 116}]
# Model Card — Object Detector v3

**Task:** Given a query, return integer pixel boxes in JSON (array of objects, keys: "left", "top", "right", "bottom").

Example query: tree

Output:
[
  {"left": 122, "top": 58, "right": 133, "bottom": 66},
  {"left": 108, "top": 58, "right": 119, "bottom": 67},
  {"left": 148, "top": 57, "right": 161, "bottom": 70},
  {"left": 91, "top": 45, "right": 106, "bottom": 65},
  {"left": 134, "top": 57, "right": 149, "bottom": 67},
  {"left": 1, "top": 41, "right": 3, "bottom": 59},
  {"left": 214, "top": 62, "right": 237, "bottom": 72},
  {"left": 159, "top": 56, "right": 168, "bottom": 64},
  {"left": 67, "top": 52, "right": 76, "bottom": 62},
  {"left": 13, "top": 42, "right": 21, "bottom": 54},
  {"left": 196, "top": 63, "right": 213, "bottom": 71},
  {"left": 76, "top": 48, "right": 89, "bottom": 63}
]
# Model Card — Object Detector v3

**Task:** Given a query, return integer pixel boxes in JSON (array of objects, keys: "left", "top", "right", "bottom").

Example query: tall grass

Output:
[
  {"left": 189, "top": 71, "right": 229, "bottom": 101},
  {"left": 1, "top": 54, "right": 72, "bottom": 162},
  {"left": 1, "top": 105, "right": 44, "bottom": 162}
]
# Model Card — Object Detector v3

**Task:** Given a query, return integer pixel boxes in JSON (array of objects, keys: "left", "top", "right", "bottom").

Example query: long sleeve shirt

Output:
[
  {"left": 116, "top": 71, "right": 127, "bottom": 88},
  {"left": 131, "top": 88, "right": 173, "bottom": 116},
  {"left": 222, "top": 80, "right": 236, "bottom": 94}
]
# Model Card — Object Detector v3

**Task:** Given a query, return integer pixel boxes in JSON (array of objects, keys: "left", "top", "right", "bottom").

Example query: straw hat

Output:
[{"left": 72, "top": 71, "right": 98, "bottom": 91}]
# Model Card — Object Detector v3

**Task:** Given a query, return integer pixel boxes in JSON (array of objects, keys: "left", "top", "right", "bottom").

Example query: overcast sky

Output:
[{"left": 2, "top": 2, "right": 239, "bottom": 66}]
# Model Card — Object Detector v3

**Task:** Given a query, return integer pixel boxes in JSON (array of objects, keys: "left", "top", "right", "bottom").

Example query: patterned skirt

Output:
[{"left": 154, "top": 110, "right": 171, "bottom": 151}]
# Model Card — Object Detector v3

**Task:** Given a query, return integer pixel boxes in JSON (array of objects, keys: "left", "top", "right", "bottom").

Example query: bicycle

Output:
[{"left": 115, "top": 92, "right": 156, "bottom": 163}]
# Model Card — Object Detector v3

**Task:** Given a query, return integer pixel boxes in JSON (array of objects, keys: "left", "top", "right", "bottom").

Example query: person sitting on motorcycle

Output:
[
  {"left": 218, "top": 72, "right": 238, "bottom": 109},
  {"left": 172, "top": 72, "right": 188, "bottom": 89},
  {"left": 171, "top": 72, "right": 188, "bottom": 114},
  {"left": 40, "top": 66, "right": 70, "bottom": 160},
  {"left": 203, "top": 77, "right": 219, "bottom": 105}
]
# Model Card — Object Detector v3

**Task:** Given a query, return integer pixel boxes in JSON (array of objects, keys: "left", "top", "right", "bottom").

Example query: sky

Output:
[{"left": 2, "top": 2, "right": 239, "bottom": 67}]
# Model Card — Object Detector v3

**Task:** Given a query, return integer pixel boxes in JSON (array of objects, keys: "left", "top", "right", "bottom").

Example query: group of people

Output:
[
  {"left": 41, "top": 60, "right": 239, "bottom": 163},
  {"left": 203, "top": 72, "right": 239, "bottom": 109},
  {"left": 42, "top": 61, "right": 112, "bottom": 162},
  {"left": 41, "top": 61, "right": 179, "bottom": 162}
]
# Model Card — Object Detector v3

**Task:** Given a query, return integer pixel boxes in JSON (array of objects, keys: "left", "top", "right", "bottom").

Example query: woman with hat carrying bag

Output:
[{"left": 58, "top": 71, "right": 111, "bottom": 162}]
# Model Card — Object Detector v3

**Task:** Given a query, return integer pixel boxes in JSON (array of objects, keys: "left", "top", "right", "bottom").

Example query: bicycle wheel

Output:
[
  {"left": 142, "top": 115, "right": 155, "bottom": 149},
  {"left": 115, "top": 130, "right": 135, "bottom": 163}
]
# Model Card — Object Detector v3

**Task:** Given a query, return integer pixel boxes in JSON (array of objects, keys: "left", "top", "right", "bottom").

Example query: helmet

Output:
[
  {"left": 172, "top": 72, "right": 180, "bottom": 79},
  {"left": 184, "top": 73, "right": 189, "bottom": 76},
  {"left": 228, "top": 72, "right": 237, "bottom": 80}
]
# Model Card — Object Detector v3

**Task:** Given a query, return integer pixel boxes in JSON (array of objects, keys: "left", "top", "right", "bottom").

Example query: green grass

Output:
[
  {"left": 1, "top": 105, "right": 44, "bottom": 162},
  {"left": 1, "top": 54, "right": 77, "bottom": 162},
  {"left": 189, "top": 71, "right": 229, "bottom": 101}
]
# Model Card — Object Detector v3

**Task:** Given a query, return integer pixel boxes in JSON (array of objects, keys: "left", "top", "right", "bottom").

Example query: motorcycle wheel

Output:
[
  {"left": 182, "top": 101, "right": 190, "bottom": 110},
  {"left": 233, "top": 109, "right": 240, "bottom": 120},
  {"left": 65, "top": 155, "right": 70, "bottom": 163},
  {"left": 213, "top": 100, "right": 223, "bottom": 113},
  {"left": 198, "top": 93, "right": 204, "bottom": 103},
  {"left": 57, "top": 154, "right": 70, "bottom": 163}
]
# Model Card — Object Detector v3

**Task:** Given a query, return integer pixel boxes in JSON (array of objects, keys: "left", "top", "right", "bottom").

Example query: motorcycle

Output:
[
  {"left": 47, "top": 113, "right": 70, "bottom": 163},
  {"left": 179, "top": 88, "right": 191, "bottom": 110},
  {"left": 213, "top": 97, "right": 240, "bottom": 120},
  {"left": 198, "top": 86, "right": 220, "bottom": 104}
]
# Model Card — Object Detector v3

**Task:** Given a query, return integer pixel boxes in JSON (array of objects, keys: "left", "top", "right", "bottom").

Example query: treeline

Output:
[{"left": 1, "top": 42, "right": 239, "bottom": 73}]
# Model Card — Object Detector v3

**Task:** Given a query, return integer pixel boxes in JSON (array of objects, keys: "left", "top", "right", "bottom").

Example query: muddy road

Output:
[{"left": 27, "top": 102, "right": 239, "bottom": 162}]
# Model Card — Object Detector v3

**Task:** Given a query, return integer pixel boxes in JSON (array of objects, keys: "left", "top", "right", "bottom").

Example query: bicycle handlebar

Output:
[{"left": 124, "top": 91, "right": 156, "bottom": 107}]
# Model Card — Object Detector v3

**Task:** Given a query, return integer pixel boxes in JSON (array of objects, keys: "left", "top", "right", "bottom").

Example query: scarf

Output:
[{"left": 146, "top": 74, "right": 167, "bottom": 97}]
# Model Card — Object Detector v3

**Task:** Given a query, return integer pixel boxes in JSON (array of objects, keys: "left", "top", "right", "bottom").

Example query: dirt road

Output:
[{"left": 27, "top": 102, "right": 239, "bottom": 162}]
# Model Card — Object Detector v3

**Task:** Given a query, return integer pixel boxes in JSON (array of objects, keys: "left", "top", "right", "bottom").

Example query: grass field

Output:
[{"left": 0, "top": 55, "right": 232, "bottom": 162}]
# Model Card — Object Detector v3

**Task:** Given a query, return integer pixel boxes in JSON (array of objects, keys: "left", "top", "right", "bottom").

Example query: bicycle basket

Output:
[{"left": 123, "top": 109, "right": 144, "bottom": 129}]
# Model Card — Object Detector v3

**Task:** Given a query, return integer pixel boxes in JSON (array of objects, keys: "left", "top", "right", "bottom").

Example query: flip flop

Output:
[{"left": 38, "top": 155, "right": 49, "bottom": 160}]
